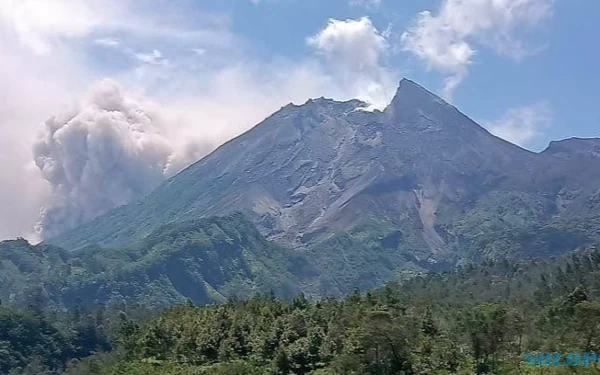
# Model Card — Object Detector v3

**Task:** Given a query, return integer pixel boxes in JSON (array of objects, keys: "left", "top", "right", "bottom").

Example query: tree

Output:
[
  {"left": 467, "top": 303, "right": 508, "bottom": 374},
  {"left": 574, "top": 301, "right": 600, "bottom": 351},
  {"left": 273, "top": 348, "right": 290, "bottom": 375},
  {"left": 421, "top": 307, "right": 438, "bottom": 338},
  {"left": 360, "top": 311, "right": 415, "bottom": 373}
]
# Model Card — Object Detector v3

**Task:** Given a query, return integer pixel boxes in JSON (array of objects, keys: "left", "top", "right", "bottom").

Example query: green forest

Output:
[{"left": 3, "top": 247, "right": 600, "bottom": 374}]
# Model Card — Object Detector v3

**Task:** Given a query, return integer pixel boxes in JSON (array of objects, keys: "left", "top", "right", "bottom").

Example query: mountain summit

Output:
[{"left": 48, "top": 79, "right": 600, "bottom": 287}]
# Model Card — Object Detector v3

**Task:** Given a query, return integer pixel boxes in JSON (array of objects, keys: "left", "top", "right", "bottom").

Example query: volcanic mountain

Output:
[{"left": 48, "top": 79, "right": 600, "bottom": 280}]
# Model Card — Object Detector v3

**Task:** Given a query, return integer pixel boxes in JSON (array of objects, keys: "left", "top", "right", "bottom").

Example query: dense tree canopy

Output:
[{"left": 3, "top": 247, "right": 600, "bottom": 373}]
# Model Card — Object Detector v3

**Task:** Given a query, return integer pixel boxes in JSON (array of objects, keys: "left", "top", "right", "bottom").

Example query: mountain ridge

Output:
[{"left": 542, "top": 137, "right": 600, "bottom": 158}]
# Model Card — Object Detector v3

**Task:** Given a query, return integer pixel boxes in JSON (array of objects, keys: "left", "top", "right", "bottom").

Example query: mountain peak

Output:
[
  {"left": 398, "top": 77, "right": 426, "bottom": 90},
  {"left": 386, "top": 78, "right": 449, "bottom": 113}
]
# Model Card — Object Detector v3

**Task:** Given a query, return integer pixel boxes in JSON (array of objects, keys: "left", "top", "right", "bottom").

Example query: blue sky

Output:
[
  {"left": 0, "top": 0, "right": 598, "bottom": 240},
  {"left": 225, "top": 0, "right": 598, "bottom": 152},
  {"left": 199, "top": 0, "right": 592, "bottom": 150}
]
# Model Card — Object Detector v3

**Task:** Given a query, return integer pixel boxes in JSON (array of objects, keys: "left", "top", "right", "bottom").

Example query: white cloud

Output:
[
  {"left": 94, "top": 37, "right": 120, "bottom": 47},
  {"left": 0, "top": 0, "right": 123, "bottom": 54},
  {"left": 134, "top": 49, "right": 167, "bottom": 65},
  {"left": 308, "top": 17, "right": 387, "bottom": 69},
  {"left": 0, "top": 0, "right": 238, "bottom": 55},
  {"left": 94, "top": 38, "right": 172, "bottom": 67},
  {"left": 307, "top": 17, "right": 397, "bottom": 109},
  {"left": 484, "top": 102, "right": 552, "bottom": 147},
  {"left": 401, "top": 0, "right": 553, "bottom": 101}
]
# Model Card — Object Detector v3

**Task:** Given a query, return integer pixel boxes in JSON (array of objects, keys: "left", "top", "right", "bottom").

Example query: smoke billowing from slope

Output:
[{"left": 33, "top": 79, "right": 207, "bottom": 238}]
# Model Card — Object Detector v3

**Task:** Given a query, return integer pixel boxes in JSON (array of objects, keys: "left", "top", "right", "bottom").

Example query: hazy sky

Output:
[{"left": 0, "top": 0, "right": 598, "bottom": 241}]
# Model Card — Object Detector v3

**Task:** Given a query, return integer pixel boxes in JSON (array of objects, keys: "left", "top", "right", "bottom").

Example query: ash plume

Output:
[{"left": 33, "top": 79, "right": 205, "bottom": 238}]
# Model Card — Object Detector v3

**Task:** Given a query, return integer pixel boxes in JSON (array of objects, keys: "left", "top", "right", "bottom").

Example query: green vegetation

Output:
[
  {"left": 102, "top": 247, "right": 600, "bottom": 374},
  {"left": 8, "top": 209, "right": 595, "bottom": 311},
  {"left": 0, "top": 301, "right": 149, "bottom": 374},
  {"left": 3, "top": 208, "right": 600, "bottom": 374},
  {"left": 1, "top": 214, "right": 309, "bottom": 309},
  {"left": 3, "top": 247, "right": 600, "bottom": 373}
]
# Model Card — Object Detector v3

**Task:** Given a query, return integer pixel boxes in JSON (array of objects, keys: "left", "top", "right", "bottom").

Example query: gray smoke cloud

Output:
[{"left": 33, "top": 79, "right": 206, "bottom": 239}]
